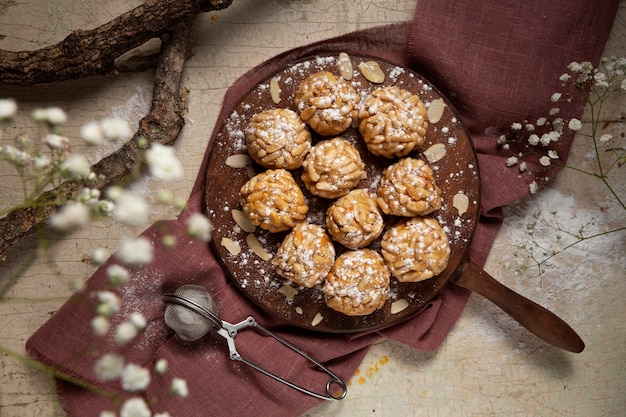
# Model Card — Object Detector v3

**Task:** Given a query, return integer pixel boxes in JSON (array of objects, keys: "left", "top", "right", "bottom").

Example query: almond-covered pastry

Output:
[
  {"left": 380, "top": 217, "right": 450, "bottom": 282},
  {"left": 325, "top": 189, "right": 384, "bottom": 249},
  {"left": 376, "top": 157, "right": 442, "bottom": 216},
  {"left": 272, "top": 222, "right": 336, "bottom": 288},
  {"left": 294, "top": 71, "right": 360, "bottom": 136},
  {"left": 358, "top": 86, "right": 428, "bottom": 158},
  {"left": 239, "top": 169, "right": 308, "bottom": 233},
  {"left": 323, "top": 249, "right": 390, "bottom": 316},
  {"left": 245, "top": 108, "right": 312, "bottom": 170},
  {"left": 301, "top": 138, "right": 365, "bottom": 199}
]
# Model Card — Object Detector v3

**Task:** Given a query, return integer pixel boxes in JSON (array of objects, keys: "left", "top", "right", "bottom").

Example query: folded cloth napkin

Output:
[{"left": 26, "top": 0, "right": 618, "bottom": 416}]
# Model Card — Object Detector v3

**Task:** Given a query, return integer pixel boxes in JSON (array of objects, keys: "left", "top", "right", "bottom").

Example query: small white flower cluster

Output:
[
  {"left": 94, "top": 356, "right": 187, "bottom": 417},
  {"left": 498, "top": 56, "right": 625, "bottom": 194}
]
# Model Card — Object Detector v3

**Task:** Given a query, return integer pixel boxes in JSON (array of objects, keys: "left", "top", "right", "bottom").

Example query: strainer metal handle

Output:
[{"left": 162, "top": 292, "right": 347, "bottom": 401}]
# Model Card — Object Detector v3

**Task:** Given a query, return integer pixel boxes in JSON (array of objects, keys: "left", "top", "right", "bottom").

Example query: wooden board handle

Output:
[{"left": 455, "top": 258, "right": 585, "bottom": 353}]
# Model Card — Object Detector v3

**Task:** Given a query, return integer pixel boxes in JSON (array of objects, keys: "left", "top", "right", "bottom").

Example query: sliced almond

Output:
[
  {"left": 295, "top": 306, "right": 303, "bottom": 315},
  {"left": 226, "top": 154, "right": 253, "bottom": 168},
  {"left": 359, "top": 61, "right": 385, "bottom": 83},
  {"left": 311, "top": 312, "right": 324, "bottom": 326},
  {"left": 427, "top": 98, "right": 445, "bottom": 124},
  {"left": 423, "top": 143, "right": 447, "bottom": 163},
  {"left": 453, "top": 193, "right": 470, "bottom": 216},
  {"left": 278, "top": 284, "right": 298, "bottom": 301},
  {"left": 338, "top": 52, "right": 353, "bottom": 80},
  {"left": 231, "top": 209, "right": 256, "bottom": 233},
  {"left": 390, "top": 299, "right": 409, "bottom": 314},
  {"left": 246, "top": 233, "right": 271, "bottom": 261},
  {"left": 220, "top": 237, "right": 241, "bottom": 255},
  {"left": 270, "top": 77, "right": 282, "bottom": 104}
]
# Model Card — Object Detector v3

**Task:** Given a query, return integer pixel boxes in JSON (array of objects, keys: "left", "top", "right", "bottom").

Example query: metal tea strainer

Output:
[{"left": 163, "top": 284, "right": 347, "bottom": 400}]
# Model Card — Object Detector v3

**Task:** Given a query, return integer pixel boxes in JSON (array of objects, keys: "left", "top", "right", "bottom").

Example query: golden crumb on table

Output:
[
  {"left": 323, "top": 249, "right": 390, "bottom": 316},
  {"left": 325, "top": 189, "right": 385, "bottom": 249},
  {"left": 239, "top": 169, "right": 308, "bottom": 233},
  {"left": 380, "top": 217, "right": 450, "bottom": 282},
  {"left": 358, "top": 85, "right": 428, "bottom": 158},
  {"left": 245, "top": 108, "right": 312, "bottom": 169},
  {"left": 376, "top": 157, "right": 442, "bottom": 216},
  {"left": 294, "top": 71, "right": 360, "bottom": 136},
  {"left": 301, "top": 137, "right": 365, "bottom": 199},
  {"left": 272, "top": 222, "right": 336, "bottom": 288}
]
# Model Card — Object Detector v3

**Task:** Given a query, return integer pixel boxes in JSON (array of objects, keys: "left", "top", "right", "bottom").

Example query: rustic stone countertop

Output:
[{"left": 0, "top": 1, "right": 624, "bottom": 416}]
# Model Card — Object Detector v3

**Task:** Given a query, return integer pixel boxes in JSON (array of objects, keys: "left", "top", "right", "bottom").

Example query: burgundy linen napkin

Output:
[{"left": 26, "top": 1, "right": 617, "bottom": 416}]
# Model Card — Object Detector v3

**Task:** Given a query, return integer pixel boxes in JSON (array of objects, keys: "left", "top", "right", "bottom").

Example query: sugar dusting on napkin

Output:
[{"left": 26, "top": 1, "right": 618, "bottom": 416}]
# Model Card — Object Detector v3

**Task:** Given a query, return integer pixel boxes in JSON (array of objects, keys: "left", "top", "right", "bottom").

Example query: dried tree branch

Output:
[
  {"left": 0, "top": 16, "right": 195, "bottom": 263},
  {"left": 0, "top": 0, "right": 233, "bottom": 85}
]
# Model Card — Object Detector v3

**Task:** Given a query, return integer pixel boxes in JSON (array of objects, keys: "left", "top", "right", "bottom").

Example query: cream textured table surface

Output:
[{"left": 0, "top": 1, "right": 624, "bottom": 416}]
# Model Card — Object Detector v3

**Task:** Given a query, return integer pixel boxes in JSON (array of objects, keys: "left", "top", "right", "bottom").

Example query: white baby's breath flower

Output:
[
  {"left": 43, "top": 133, "right": 69, "bottom": 150},
  {"left": 90, "top": 315, "right": 110, "bottom": 336},
  {"left": 154, "top": 359, "right": 168, "bottom": 374},
  {"left": 96, "top": 291, "right": 121, "bottom": 317},
  {"left": 49, "top": 202, "right": 90, "bottom": 231},
  {"left": 81, "top": 121, "right": 105, "bottom": 146},
  {"left": 497, "top": 135, "right": 507, "bottom": 144},
  {"left": 115, "top": 237, "right": 154, "bottom": 266},
  {"left": 524, "top": 123, "right": 535, "bottom": 132},
  {"left": 511, "top": 122, "right": 522, "bottom": 131},
  {"left": 519, "top": 161, "right": 527, "bottom": 172},
  {"left": 550, "top": 92, "right": 561, "bottom": 102},
  {"left": 99, "top": 411, "right": 116, "bottom": 417},
  {"left": 548, "top": 150, "right": 559, "bottom": 159},
  {"left": 33, "top": 155, "right": 51, "bottom": 171},
  {"left": 130, "top": 312, "right": 147, "bottom": 330},
  {"left": 115, "top": 321, "right": 139, "bottom": 346},
  {"left": 505, "top": 156, "right": 518, "bottom": 167},
  {"left": 92, "top": 247, "right": 108, "bottom": 265},
  {"left": 529, "top": 181, "right": 539, "bottom": 195},
  {"left": 559, "top": 73, "right": 571, "bottom": 82},
  {"left": 101, "top": 117, "right": 133, "bottom": 141},
  {"left": 539, "top": 156, "right": 551, "bottom": 166},
  {"left": 568, "top": 118, "right": 582, "bottom": 131},
  {"left": 527, "top": 134, "right": 540, "bottom": 146},
  {"left": 567, "top": 61, "right": 582, "bottom": 72},
  {"left": 94, "top": 353, "right": 125, "bottom": 382},
  {"left": 120, "top": 397, "right": 152, "bottom": 417},
  {"left": 536, "top": 117, "right": 547, "bottom": 127},
  {"left": 62, "top": 153, "right": 91, "bottom": 179},
  {"left": 170, "top": 377, "right": 189, "bottom": 398},
  {"left": 121, "top": 363, "right": 151, "bottom": 391},
  {"left": 0, "top": 98, "right": 17, "bottom": 119},
  {"left": 540, "top": 133, "right": 551, "bottom": 146},
  {"left": 599, "top": 133, "right": 613, "bottom": 143},
  {"left": 549, "top": 107, "right": 560, "bottom": 116},
  {"left": 146, "top": 143, "right": 184, "bottom": 182},
  {"left": 185, "top": 213, "right": 212, "bottom": 242},
  {"left": 106, "top": 185, "right": 124, "bottom": 201},
  {"left": 43, "top": 107, "right": 68, "bottom": 125},
  {"left": 2, "top": 145, "right": 30, "bottom": 165},
  {"left": 113, "top": 192, "right": 150, "bottom": 227},
  {"left": 548, "top": 130, "right": 561, "bottom": 142},
  {"left": 106, "top": 264, "right": 130, "bottom": 287}
]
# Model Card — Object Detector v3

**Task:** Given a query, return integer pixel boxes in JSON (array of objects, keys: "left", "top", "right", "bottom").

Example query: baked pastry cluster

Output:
[
  {"left": 239, "top": 169, "right": 308, "bottom": 233},
  {"left": 235, "top": 58, "right": 452, "bottom": 317},
  {"left": 272, "top": 222, "right": 336, "bottom": 288},
  {"left": 380, "top": 217, "right": 450, "bottom": 282},
  {"left": 245, "top": 108, "right": 312, "bottom": 169},
  {"left": 323, "top": 249, "right": 390, "bottom": 316},
  {"left": 358, "top": 86, "right": 428, "bottom": 158},
  {"left": 301, "top": 138, "right": 365, "bottom": 199},
  {"left": 325, "top": 189, "right": 384, "bottom": 249},
  {"left": 376, "top": 157, "right": 443, "bottom": 217},
  {"left": 294, "top": 71, "right": 360, "bottom": 136}
]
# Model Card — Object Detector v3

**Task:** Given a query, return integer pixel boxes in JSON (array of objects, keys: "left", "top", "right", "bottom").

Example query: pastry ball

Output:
[
  {"left": 294, "top": 71, "right": 360, "bottom": 136},
  {"left": 239, "top": 169, "right": 308, "bottom": 233},
  {"left": 323, "top": 249, "right": 390, "bottom": 316},
  {"left": 245, "top": 108, "right": 312, "bottom": 169},
  {"left": 325, "top": 189, "right": 384, "bottom": 249},
  {"left": 301, "top": 138, "right": 365, "bottom": 199},
  {"left": 358, "top": 86, "right": 428, "bottom": 158},
  {"left": 380, "top": 217, "right": 450, "bottom": 282},
  {"left": 272, "top": 222, "right": 336, "bottom": 288},
  {"left": 376, "top": 157, "right": 442, "bottom": 216}
]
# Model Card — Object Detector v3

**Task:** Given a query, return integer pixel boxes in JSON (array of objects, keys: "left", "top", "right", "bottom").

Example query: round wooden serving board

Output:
[{"left": 204, "top": 53, "right": 480, "bottom": 332}]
